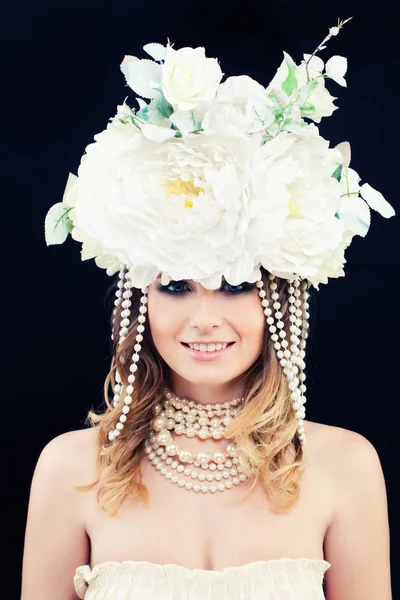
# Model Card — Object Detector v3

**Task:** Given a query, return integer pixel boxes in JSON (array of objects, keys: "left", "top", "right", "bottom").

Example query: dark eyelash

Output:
[{"left": 157, "top": 280, "right": 255, "bottom": 295}]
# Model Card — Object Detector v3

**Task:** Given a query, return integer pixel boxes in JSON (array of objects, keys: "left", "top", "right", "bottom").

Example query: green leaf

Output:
[
  {"left": 65, "top": 216, "right": 74, "bottom": 233},
  {"left": 157, "top": 95, "right": 173, "bottom": 119},
  {"left": 137, "top": 94, "right": 173, "bottom": 124},
  {"left": 308, "top": 79, "right": 319, "bottom": 91},
  {"left": 331, "top": 164, "right": 343, "bottom": 182},
  {"left": 300, "top": 102, "right": 315, "bottom": 113},
  {"left": 281, "top": 53, "right": 298, "bottom": 97}
]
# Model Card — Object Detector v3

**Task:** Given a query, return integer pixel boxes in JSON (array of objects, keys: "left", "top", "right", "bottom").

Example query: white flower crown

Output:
[{"left": 45, "top": 17, "right": 395, "bottom": 290}]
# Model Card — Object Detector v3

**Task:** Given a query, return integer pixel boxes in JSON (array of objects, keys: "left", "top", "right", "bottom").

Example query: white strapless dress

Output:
[{"left": 74, "top": 557, "right": 331, "bottom": 599}]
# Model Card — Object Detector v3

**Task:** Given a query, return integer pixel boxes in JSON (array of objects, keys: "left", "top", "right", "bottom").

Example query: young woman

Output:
[{"left": 22, "top": 20, "right": 393, "bottom": 600}]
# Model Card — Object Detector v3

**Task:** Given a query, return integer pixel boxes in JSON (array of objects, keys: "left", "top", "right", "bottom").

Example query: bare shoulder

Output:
[
  {"left": 305, "top": 419, "right": 382, "bottom": 468},
  {"left": 21, "top": 427, "right": 99, "bottom": 599},
  {"left": 306, "top": 422, "right": 392, "bottom": 597},
  {"left": 38, "top": 427, "right": 100, "bottom": 489}
]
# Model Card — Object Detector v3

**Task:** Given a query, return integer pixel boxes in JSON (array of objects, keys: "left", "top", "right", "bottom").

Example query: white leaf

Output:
[
  {"left": 360, "top": 183, "right": 396, "bottom": 218},
  {"left": 120, "top": 56, "right": 162, "bottom": 99},
  {"left": 140, "top": 122, "right": 176, "bottom": 142},
  {"left": 338, "top": 195, "right": 371, "bottom": 237},
  {"left": 335, "top": 141, "right": 351, "bottom": 167},
  {"left": 143, "top": 43, "right": 167, "bottom": 61},
  {"left": 302, "top": 53, "right": 324, "bottom": 73},
  {"left": 325, "top": 55, "right": 348, "bottom": 87},
  {"left": 44, "top": 202, "right": 70, "bottom": 245}
]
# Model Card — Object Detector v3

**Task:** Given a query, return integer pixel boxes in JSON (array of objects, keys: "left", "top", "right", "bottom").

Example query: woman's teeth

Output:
[{"left": 187, "top": 343, "right": 229, "bottom": 352}]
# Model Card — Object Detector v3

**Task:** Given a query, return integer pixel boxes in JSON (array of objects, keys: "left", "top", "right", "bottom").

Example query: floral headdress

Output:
[
  {"left": 45, "top": 17, "right": 395, "bottom": 291},
  {"left": 44, "top": 19, "right": 397, "bottom": 448}
]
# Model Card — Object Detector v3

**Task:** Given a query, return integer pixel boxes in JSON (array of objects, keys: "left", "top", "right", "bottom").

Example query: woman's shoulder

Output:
[
  {"left": 305, "top": 419, "right": 374, "bottom": 454},
  {"left": 42, "top": 427, "right": 99, "bottom": 484},
  {"left": 304, "top": 419, "right": 379, "bottom": 489}
]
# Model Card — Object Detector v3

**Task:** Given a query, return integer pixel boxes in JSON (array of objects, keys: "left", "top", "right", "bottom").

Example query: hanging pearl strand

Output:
[
  {"left": 296, "top": 280, "right": 311, "bottom": 427},
  {"left": 108, "top": 265, "right": 149, "bottom": 442},
  {"left": 143, "top": 388, "right": 251, "bottom": 494},
  {"left": 255, "top": 274, "right": 307, "bottom": 446},
  {"left": 110, "top": 267, "right": 126, "bottom": 409}
]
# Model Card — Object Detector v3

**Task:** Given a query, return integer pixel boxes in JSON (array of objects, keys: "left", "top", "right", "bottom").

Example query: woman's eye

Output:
[{"left": 157, "top": 281, "right": 254, "bottom": 295}]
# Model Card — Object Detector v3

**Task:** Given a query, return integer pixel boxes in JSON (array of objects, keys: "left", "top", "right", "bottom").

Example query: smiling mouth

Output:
[{"left": 181, "top": 342, "right": 235, "bottom": 348}]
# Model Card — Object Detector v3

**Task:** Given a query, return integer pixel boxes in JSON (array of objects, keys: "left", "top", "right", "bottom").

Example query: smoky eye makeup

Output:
[{"left": 156, "top": 280, "right": 256, "bottom": 295}]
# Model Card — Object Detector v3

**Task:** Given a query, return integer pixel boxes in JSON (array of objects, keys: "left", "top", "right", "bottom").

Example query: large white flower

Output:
[
  {"left": 254, "top": 126, "right": 354, "bottom": 288},
  {"left": 161, "top": 45, "right": 223, "bottom": 111},
  {"left": 67, "top": 117, "right": 356, "bottom": 289},
  {"left": 71, "top": 120, "right": 313, "bottom": 289}
]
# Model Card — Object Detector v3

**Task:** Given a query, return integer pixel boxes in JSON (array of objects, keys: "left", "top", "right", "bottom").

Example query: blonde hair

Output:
[{"left": 73, "top": 268, "right": 310, "bottom": 515}]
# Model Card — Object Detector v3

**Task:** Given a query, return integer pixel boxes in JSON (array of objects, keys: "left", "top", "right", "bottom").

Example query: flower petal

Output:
[
  {"left": 359, "top": 183, "right": 396, "bottom": 218},
  {"left": 140, "top": 122, "right": 176, "bottom": 142}
]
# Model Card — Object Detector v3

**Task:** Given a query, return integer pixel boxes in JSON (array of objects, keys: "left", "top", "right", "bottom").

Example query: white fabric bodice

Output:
[{"left": 74, "top": 557, "right": 331, "bottom": 599}]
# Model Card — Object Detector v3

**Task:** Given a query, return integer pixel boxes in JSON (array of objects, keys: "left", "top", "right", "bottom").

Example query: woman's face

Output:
[{"left": 146, "top": 276, "right": 265, "bottom": 402}]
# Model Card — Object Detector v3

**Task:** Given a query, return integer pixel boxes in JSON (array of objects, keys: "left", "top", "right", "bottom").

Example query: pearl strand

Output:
[
  {"left": 151, "top": 393, "right": 245, "bottom": 463},
  {"left": 296, "top": 281, "right": 310, "bottom": 408},
  {"left": 141, "top": 389, "right": 252, "bottom": 494},
  {"left": 111, "top": 267, "right": 128, "bottom": 409},
  {"left": 255, "top": 275, "right": 307, "bottom": 445},
  {"left": 108, "top": 265, "right": 148, "bottom": 442},
  {"left": 144, "top": 436, "right": 247, "bottom": 494},
  {"left": 163, "top": 388, "right": 244, "bottom": 441}
]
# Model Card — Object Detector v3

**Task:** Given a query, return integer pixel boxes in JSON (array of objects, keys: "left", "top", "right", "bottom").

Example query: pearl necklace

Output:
[{"left": 144, "top": 387, "right": 252, "bottom": 494}]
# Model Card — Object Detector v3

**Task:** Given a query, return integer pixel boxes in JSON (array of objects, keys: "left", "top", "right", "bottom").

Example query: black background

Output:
[{"left": 4, "top": 0, "right": 399, "bottom": 597}]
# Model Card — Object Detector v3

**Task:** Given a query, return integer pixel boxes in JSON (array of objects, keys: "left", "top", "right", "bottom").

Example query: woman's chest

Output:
[{"left": 84, "top": 426, "right": 334, "bottom": 571}]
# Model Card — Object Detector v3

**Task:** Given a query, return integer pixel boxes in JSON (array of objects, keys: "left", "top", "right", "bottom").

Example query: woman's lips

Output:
[{"left": 181, "top": 342, "right": 235, "bottom": 361}]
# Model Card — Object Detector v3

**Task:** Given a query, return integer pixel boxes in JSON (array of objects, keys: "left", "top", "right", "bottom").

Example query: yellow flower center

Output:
[
  {"left": 287, "top": 199, "right": 304, "bottom": 219},
  {"left": 167, "top": 179, "right": 204, "bottom": 209}
]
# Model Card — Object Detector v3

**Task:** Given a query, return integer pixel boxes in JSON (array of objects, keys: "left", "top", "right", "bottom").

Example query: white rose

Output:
[
  {"left": 161, "top": 45, "right": 223, "bottom": 111},
  {"left": 202, "top": 75, "right": 274, "bottom": 135}
]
